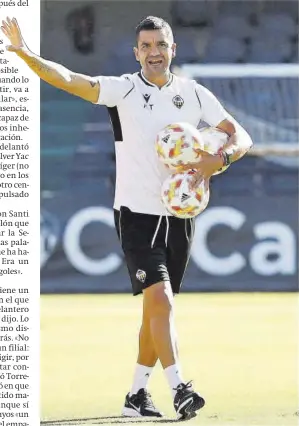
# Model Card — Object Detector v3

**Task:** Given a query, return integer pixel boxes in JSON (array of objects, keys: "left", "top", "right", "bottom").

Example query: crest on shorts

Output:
[
  {"left": 172, "top": 95, "right": 184, "bottom": 109},
  {"left": 136, "top": 269, "right": 146, "bottom": 283}
]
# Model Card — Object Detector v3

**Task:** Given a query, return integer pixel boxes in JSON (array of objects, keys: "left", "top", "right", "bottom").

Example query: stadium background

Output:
[{"left": 40, "top": 0, "right": 298, "bottom": 293}]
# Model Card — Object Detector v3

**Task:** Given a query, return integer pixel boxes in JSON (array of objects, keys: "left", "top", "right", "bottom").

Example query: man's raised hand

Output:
[{"left": 1, "top": 17, "right": 28, "bottom": 53}]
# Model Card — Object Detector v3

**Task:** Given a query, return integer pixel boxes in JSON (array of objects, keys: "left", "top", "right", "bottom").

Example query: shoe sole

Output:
[
  {"left": 122, "top": 407, "right": 143, "bottom": 417},
  {"left": 122, "top": 407, "right": 163, "bottom": 418},
  {"left": 177, "top": 395, "right": 205, "bottom": 421}
]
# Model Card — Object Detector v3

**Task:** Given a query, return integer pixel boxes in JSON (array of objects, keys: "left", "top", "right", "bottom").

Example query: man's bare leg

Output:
[{"left": 143, "top": 281, "right": 184, "bottom": 390}]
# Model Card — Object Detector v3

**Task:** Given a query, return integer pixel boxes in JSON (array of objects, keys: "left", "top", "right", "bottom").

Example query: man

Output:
[{"left": 1, "top": 16, "right": 253, "bottom": 420}]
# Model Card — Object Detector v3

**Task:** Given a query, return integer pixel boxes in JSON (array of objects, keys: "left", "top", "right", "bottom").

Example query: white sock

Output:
[
  {"left": 130, "top": 364, "right": 153, "bottom": 396},
  {"left": 164, "top": 364, "right": 184, "bottom": 398}
]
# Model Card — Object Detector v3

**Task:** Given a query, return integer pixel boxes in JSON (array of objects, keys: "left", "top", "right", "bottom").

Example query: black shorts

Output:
[{"left": 114, "top": 206, "right": 195, "bottom": 296}]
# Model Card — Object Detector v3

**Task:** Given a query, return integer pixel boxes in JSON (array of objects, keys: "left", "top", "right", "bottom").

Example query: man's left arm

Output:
[
  {"left": 188, "top": 117, "right": 253, "bottom": 180},
  {"left": 188, "top": 84, "right": 253, "bottom": 178},
  {"left": 216, "top": 116, "right": 253, "bottom": 166}
]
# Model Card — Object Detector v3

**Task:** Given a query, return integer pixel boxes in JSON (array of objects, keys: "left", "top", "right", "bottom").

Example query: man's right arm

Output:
[
  {"left": 17, "top": 49, "right": 100, "bottom": 103},
  {"left": 1, "top": 17, "right": 99, "bottom": 103}
]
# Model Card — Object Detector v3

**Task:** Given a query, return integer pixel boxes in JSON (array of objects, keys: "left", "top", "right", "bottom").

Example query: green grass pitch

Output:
[{"left": 41, "top": 293, "right": 298, "bottom": 426}]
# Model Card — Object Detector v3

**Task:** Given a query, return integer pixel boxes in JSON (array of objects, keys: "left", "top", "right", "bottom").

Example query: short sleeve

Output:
[
  {"left": 195, "top": 83, "right": 229, "bottom": 127},
  {"left": 95, "top": 75, "right": 135, "bottom": 107}
]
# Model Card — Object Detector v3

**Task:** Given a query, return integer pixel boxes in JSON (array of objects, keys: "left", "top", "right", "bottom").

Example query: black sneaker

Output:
[
  {"left": 173, "top": 381, "right": 205, "bottom": 420},
  {"left": 122, "top": 388, "right": 163, "bottom": 418}
]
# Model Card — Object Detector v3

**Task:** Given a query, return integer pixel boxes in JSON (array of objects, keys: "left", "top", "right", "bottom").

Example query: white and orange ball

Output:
[
  {"left": 161, "top": 170, "right": 210, "bottom": 219},
  {"left": 156, "top": 122, "right": 204, "bottom": 170},
  {"left": 199, "top": 127, "right": 230, "bottom": 175}
]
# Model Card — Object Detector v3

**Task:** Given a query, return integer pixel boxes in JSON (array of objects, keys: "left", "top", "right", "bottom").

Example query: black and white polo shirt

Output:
[{"left": 96, "top": 71, "right": 228, "bottom": 215}]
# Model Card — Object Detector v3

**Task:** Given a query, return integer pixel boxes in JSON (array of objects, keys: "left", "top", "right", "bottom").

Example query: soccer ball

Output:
[
  {"left": 156, "top": 122, "right": 204, "bottom": 170},
  {"left": 198, "top": 127, "right": 230, "bottom": 175},
  {"left": 161, "top": 170, "right": 210, "bottom": 219}
]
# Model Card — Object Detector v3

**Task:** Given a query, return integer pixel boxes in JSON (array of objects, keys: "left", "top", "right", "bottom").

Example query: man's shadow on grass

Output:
[{"left": 40, "top": 416, "right": 178, "bottom": 425}]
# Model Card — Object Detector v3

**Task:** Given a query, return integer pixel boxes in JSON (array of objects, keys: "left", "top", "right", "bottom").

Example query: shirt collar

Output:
[{"left": 138, "top": 70, "right": 174, "bottom": 89}]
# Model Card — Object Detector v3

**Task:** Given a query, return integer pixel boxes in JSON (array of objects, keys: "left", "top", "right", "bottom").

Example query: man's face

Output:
[{"left": 134, "top": 29, "right": 176, "bottom": 77}]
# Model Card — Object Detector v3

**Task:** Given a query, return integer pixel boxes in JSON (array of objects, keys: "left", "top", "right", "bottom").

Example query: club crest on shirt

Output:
[{"left": 172, "top": 95, "right": 184, "bottom": 109}]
